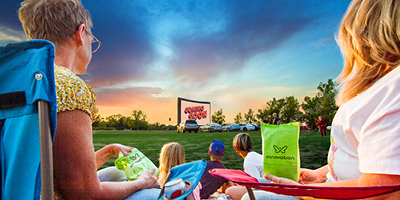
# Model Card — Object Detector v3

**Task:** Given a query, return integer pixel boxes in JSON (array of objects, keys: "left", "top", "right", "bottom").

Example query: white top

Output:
[
  {"left": 326, "top": 65, "right": 400, "bottom": 182},
  {"left": 244, "top": 151, "right": 264, "bottom": 179}
]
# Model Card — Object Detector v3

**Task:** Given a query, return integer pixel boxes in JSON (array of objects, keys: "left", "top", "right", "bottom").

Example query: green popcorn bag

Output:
[
  {"left": 261, "top": 122, "right": 300, "bottom": 182},
  {"left": 114, "top": 148, "right": 159, "bottom": 181}
]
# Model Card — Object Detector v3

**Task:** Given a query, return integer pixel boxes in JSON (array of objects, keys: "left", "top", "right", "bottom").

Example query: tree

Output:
[
  {"left": 300, "top": 79, "right": 339, "bottom": 127},
  {"left": 92, "top": 114, "right": 103, "bottom": 127},
  {"left": 281, "top": 96, "right": 302, "bottom": 123},
  {"left": 212, "top": 109, "right": 226, "bottom": 125},
  {"left": 257, "top": 97, "right": 286, "bottom": 123},
  {"left": 244, "top": 109, "right": 257, "bottom": 123},
  {"left": 128, "top": 110, "right": 149, "bottom": 130},
  {"left": 300, "top": 96, "right": 321, "bottom": 128},
  {"left": 106, "top": 114, "right": 124, "bottom": 128},
  {"left": 256, "top": 108, "right": 269, "bottom": 123},
  {"left": 266, "top": 97, "right": 285, "bottom": 117},
  {"left": 317, "top": 79, "right": 338, "bottom": 125},
  {"left": 234, "top": 112, "right": 243, "bottom": 124}
]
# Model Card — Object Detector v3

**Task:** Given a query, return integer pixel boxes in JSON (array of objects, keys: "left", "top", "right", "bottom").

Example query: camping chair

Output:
[
  {"left": 0, "top": 40, "right": 57, "bottom": 199},
  {"left": 158, "top": 160, "right": 207, "bottom": 200},
  {"left": 210, "top": 169, "right": 400, "bottom": 199}
]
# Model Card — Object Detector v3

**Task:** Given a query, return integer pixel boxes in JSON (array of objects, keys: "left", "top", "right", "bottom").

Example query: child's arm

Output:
[{"left": 217, "top": 180, "right": 235, "bottom": 193}]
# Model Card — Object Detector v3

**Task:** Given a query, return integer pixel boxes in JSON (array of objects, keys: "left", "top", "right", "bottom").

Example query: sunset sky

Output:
[{"left": 0, "top": 0, "right": 351, "bottom": 125}]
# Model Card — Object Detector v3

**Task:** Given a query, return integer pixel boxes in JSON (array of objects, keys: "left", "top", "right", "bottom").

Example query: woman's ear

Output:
[{"left": 73, "top": 24, "right": 86, "bottom": 46}]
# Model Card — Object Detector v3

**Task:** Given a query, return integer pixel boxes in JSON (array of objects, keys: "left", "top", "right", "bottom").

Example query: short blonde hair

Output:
[
  {"left": 158, "top": 142, "right": 185, "bottom": 187},
  {"left": 233, "top": 133, "right": 252, "bottom": 152},
  {"left": 336, "top": 0, "right": 400, "bottom": 105},
  {"left": 18, "top": 0, "right": 92, "bottom": 46}
]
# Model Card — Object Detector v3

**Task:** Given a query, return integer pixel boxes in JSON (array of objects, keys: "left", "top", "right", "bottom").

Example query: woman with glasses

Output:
[{"left": 18, "top": 0, "right": 159, "bottom": 199}]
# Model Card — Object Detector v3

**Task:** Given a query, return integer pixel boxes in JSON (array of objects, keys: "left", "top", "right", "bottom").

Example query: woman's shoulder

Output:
[
  {"left": 245, "top": 151, "right": 263, "bottom": 161},
  {"left": 334, "top": 65, "right": 400, "bottom": 131},
  {"left": 54, "top": 65, "right": 86, "bottom": 86},
  {"left": 54, "top": 65, "right": 98, "bottom": 121}
]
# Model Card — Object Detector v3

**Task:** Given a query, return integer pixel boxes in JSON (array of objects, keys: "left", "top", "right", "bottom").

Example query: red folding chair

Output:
[{"left": 210, "top": 169, "right": 400, "bottom": 199}]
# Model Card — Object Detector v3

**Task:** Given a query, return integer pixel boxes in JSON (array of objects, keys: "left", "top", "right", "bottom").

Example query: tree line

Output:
[
  {"left": 92, "top": 110, "right": 175, "bottom": 131},
  {"left": 93, "top": 79, "right": 338, "bottom": 130},
  {"left": 211, "top": 79, "right": 338, "bottom": 128}
]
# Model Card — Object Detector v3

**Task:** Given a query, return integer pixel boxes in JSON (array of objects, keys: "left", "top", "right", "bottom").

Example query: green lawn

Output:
[{"left": 93, "top": 129, "right": 330, "bottom": 170}]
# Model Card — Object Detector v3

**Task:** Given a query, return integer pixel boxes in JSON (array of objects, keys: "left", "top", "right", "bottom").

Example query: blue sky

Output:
[{"left": 0, "top": 0, "right": 351, "bottom": 124}]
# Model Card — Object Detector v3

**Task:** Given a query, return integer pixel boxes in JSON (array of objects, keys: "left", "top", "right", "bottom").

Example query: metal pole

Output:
[{"left": 38, "top": 100, "right": 54, "bottom": 199}]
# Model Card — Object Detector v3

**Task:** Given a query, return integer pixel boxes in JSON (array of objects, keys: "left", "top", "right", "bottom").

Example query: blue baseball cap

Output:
[{"left": 209, "top": 140, "right": 225, "bottom": 156}]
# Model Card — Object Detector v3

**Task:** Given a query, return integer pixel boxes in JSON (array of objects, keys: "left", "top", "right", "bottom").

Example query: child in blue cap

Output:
[{"left": 199, "top": 140, "right": 233, "bottom": 199}]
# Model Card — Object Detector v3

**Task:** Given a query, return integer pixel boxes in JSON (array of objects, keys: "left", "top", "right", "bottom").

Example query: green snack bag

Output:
[
  {"left": 114, "top": 148, "right": 159, "bottom": 181},
  {"left": 261, "top": 122, "right": 300, "bottom": 182}
]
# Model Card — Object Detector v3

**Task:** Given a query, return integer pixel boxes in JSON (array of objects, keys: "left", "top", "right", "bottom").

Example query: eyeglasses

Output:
[
  {"left": 91, "top": 34, "right": 101, "bottom": 53},
  {"left": 86, "top": 30, "right": 101, "bottom": 53}
]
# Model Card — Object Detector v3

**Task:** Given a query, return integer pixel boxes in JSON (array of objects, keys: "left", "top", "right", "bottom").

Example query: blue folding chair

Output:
[
  {"left": 0, "top": 40, "right": 57, "bottom": 199},
  {"left": 158, "top": 160, "right": 207, "bottom": 200}
]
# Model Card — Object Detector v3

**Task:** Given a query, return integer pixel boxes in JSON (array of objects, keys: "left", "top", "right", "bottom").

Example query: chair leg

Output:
[
  {"left": 38, "top": 101, "right": 54, "bottom": 199},
  {"left": 246, "top": 186, "right": 256, "bottom": 200}
]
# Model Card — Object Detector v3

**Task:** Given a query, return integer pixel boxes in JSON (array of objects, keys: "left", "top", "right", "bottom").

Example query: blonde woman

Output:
[
  {"left": 18, "top": 0, "right": 157, "bottom": 199},
  {"left": 158, "top": 142, "right": 201, "bottom": 200},
  {"left": 262, "top": 0, "right": 400, "bottom": 199}
]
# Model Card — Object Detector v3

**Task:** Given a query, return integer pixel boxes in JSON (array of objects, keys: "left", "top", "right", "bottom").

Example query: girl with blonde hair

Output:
[
  {"left": 260, "top": 0, "right": 400, "bottom": 199},
  {"left": 158, "top": 142, "right": 186, "bottom": 187},
  {"left": 158, "top": 142, "right": 202, "bottom": 200}
]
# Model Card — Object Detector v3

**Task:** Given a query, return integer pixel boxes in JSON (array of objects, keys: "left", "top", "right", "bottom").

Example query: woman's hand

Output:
[
  {"left": 299, "top": 167, "right": 328, "bottom": 184},
  {"left": 264, "top": 174, "right": 301, "bottom": 185},
  {"left": 106, "top": 144, "right": 134, "bottom": 158},
  {"left": 136, "top": 168, "right": 158, "bottom": 190},
  {"left": 95, "top": 144, "right": 134, "bottom": 169}
]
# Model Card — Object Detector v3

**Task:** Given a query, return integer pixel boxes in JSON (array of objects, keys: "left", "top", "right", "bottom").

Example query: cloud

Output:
[
  {"left": 0, "top": 1, "right": 26, "bottom": 45},
  {"left": 0, "top": 1, "right": 23, "bottom": 30},
  {"left": 0, "top": 26, "right": 26, "bottom": 45},
  {"left": 94, "top": 86, "right": 177, "bottom": 124},
  {"left": 168, "top": 1, "right": 313, "bottom": 83},
  {"left": 79, "top": 1, "right": 157, "bottom": 88},
  {"left": 95, "top": 86, "right": 164, "bottom": 107},
  {"left": 81, "top": 0, "right": 318, "bottom": 89}
]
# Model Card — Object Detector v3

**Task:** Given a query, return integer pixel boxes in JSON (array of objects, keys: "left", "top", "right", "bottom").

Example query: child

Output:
[
  {"left": 226, "top": 133, "right": 263, "bottom": 200},
  {"left": 158, "top": 142, "right": 201, "bottom": 200},
  {"left": 200, "top": 140, "right": 233, "bottom": 199}
]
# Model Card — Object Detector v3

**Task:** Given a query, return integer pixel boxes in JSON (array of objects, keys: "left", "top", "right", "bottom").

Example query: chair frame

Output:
[
  {"left": 210, "top": 169, "right": 400, "bottom": 200},
  {"left": 1, "top": 40, "right": 55, "bottom": 199},
  {"left": 38, "top": 101, "right": 54, "bottom": 199}
]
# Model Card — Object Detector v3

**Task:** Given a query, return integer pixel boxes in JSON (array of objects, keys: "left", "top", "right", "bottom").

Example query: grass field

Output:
[{"left": 93, "top": 129, "right": 330, "bottom": 171}]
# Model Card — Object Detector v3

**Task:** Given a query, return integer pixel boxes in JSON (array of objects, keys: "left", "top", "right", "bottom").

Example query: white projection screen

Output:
[{"left": 177, "top": 97, "right": 211, "bottom": 126}]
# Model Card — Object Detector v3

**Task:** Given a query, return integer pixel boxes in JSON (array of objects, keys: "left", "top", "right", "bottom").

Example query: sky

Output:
[{"left": 0, "top": 0, "right": 351, "bottom": 125}]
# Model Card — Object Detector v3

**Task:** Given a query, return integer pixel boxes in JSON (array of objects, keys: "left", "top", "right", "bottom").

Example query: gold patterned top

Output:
[
  {"left": 53, "top": 65, "right": 98, "bottom": 199},
  {"left": 54, "top": 65, "right": 98, "bottom": 122}
]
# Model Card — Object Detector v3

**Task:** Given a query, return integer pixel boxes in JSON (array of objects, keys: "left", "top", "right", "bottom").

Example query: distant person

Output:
[
  {"left": 18, "top": 0, "right": 157, "bottom": 199},
  {"left": 158, "top": 142, "right": 201, "bottom": 200},
  {"left": 272, "top": 113, "right": 279, "bottom": 125},
  {"left": 317, "top": 116, "right": 327, "bottom": 137},
  {"left": 290, "top": 117, "right": 295, "bottom": 123},
  {"left": 200, "top": 140, "right": 233, "bottom": 199},
  {"left": 225, "top": 133, "right": 263, "bottom": 200},
  {"left": 262, "top": 116, "right": 269, "bottom": 123}
]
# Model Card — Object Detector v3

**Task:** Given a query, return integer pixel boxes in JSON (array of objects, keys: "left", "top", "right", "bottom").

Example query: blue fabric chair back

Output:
[
  {"left": 158, "top": 160, "right": 207, "bottom": 200},
  {"left": 0, "top": 40, "right": 57, "bottom": 200}
]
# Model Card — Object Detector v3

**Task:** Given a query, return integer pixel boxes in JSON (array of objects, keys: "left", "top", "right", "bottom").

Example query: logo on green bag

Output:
[
  {"left": 273, "top": 145, "right": 287, "bottom": 153},
  {"left": 129, "top": 153, "right": 140, "bottom": 161}
]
